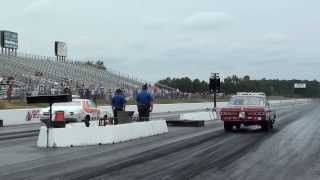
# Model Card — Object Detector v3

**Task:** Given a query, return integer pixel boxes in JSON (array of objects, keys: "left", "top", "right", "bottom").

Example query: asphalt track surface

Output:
[{"left": 0, "top": 101, "right": 319, "bottom": 180}]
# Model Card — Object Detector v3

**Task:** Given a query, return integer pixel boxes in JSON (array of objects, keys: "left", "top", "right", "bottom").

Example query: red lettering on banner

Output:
[{"left": 25, "top": 109, "right": 40, "bottom": 121}]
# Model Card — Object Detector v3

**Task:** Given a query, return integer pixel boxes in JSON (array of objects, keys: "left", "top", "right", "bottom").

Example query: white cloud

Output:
[
  {"left": 23, "top": 0, "right": 53, "bottom": 13},
  {"left": 143, "top": 18, "right": 171, "bottom": 30},
  {"left": 182, "top": 12, "right": 236, "bottom": 31},
  {"left": 263, "top": 32, "right": 289, "bottom": 44}
]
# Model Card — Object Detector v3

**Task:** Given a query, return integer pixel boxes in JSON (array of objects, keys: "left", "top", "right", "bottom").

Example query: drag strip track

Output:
[
  {"left": 76, "top": 103, "right": 319, "bottom": 180},
  {"left": 0, "top": 130, "right": 39, "bottom": 141},
  {"left": 0, "top": 102, "right": 318, "bottom": 180}
]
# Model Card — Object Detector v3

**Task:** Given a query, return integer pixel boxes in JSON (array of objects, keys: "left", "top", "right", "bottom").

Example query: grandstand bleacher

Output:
[{"left": 0, "top": 53, "right": 145, "bottom": 98}]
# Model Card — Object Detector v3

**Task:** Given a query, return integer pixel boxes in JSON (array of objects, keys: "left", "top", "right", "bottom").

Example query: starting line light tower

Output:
[{"left": 209, "top": 73, "right": 221, "bottom": 109}]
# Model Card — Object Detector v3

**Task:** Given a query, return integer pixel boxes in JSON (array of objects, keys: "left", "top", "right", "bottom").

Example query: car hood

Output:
[{"left": 41, "top": 106, "right": 81, "bottom": 113}]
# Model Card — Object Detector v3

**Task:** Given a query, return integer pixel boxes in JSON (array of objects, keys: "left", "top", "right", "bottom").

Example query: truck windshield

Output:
[{"left": 229, "top": 96, "right": 265, "bottom": 106}]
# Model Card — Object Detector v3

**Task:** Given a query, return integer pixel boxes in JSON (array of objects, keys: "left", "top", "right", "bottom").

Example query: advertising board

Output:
[
  {"left": 55, "top": 41, "right": 67, "bottom": 57},
  {"left": 0, "top": 31, "right": 18, "bottom": 49},
  {"left": 294, "top": 83, "right": 306, "bottom": 89}
]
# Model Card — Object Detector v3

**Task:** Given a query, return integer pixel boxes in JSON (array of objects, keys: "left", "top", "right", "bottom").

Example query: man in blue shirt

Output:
[
  {"left": 112, "top": 89, "right": 127, "bottom": 124},
  {"left": 136, "top": 84, "right": 154, "bottom": 121}
]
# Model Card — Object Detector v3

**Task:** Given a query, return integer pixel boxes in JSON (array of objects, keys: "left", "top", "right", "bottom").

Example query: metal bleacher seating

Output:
[{"left": 0, "top": 53, "right": 144, "bottom": 96}]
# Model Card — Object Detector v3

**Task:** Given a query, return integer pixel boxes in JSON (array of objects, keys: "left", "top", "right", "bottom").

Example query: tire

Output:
[
  {"left": 270, "top": 119, "right": 274, "bottom": 129},
  {"left": 224, "top": 123, "right": 232, "bottom": 132},
  {"left": 270, "top": 123, "right": 274, "bottom": 129},
  {"left": 261, "top": 121, "right": 271, "bottom": 131},
  {"left": 85, "top": 116, "right": 90, "bottom": 127},
  {"left": 235, "top": 124, "right": 241, "bottom": 130}
]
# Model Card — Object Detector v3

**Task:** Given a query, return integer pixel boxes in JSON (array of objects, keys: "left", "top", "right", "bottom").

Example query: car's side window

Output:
[{"left": 88, "top": 101, "right": 97, "bottom": 108}]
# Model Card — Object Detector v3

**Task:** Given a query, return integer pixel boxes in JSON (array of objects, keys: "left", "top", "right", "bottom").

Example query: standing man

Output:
[
  {"left": 7, "top": 84, "right": 12, "bottom": 102},
  {"left": 112, "top": 89, "right": 127, "bottom": 124},
  {"left": 136, "top": 84, "right": 154, "bottom": 121}
]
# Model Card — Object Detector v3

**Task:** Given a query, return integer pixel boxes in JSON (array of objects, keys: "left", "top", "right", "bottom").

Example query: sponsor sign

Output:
[
  {"left": 294, "top": 83, "right": 306, "bottom": 89},
  {"left": 55, "top": 41, "right": 68, "bottom": 57},
  {"left": 25, "top": 109, "right": 41, "bottom": 121},
  {"left": 0, "top": 31, "right": 18, "bottom": 49}
]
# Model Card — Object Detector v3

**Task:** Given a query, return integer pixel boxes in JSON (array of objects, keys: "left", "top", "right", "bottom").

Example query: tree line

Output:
[
  {"left": 158, "top": 77, "right": 208, "bottom": 93},
  {"left": 84, "top": 60, "right": 106, "bottom": 70},
  {"left": 157, "top": 75, "right": 320, "bottom": 97}
]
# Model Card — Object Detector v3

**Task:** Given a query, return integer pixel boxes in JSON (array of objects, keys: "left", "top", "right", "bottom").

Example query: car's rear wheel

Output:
[
  {"left": 85, "top": 116, "right": 90, "bottom": 127},
  {"left": 224, "top": 123, "right": 232, "bottom": 132},
  {"left": 261, "top": 121, "right": 272, "bottom": 131}
]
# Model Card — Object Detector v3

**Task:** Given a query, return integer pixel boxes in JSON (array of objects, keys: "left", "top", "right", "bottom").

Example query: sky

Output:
[{"left": 1, "top": 0, "right": 320, "bottom": 82}]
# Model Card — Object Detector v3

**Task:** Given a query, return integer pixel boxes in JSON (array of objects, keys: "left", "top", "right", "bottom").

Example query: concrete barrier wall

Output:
[
  {"left": 180, "top": 111, "right": 217, "bottom": 121},
  {"left": 37, "top": 120, "right": 168, "bottom": 148},
  {"left": 0, "top": 99, "right": 312, "bottom": 126},
  {"left": 0, "top": 108, "right": 41, "bottom": 126}
]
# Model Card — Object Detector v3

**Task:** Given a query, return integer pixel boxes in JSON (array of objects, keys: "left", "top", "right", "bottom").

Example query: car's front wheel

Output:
[{"left": 84, "top": 116, "right": 90, "bottom": 127}]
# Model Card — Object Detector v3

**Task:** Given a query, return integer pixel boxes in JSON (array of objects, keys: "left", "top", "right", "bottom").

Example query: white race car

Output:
[{"left": 40, "top": 99, "right": 111, "bottom": 125}]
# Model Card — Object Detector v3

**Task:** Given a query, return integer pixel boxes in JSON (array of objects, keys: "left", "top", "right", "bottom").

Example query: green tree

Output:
[
  {"left": 158, "top": 75, "right": 320, "bottom": 98},
  {"left": 95, "top": 60, "right": 106, "bottom": 70}
]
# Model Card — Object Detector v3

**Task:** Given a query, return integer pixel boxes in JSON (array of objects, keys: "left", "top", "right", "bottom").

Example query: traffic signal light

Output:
[{"left": 209, "top": 77, "right": 220, "bottom": 93}]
